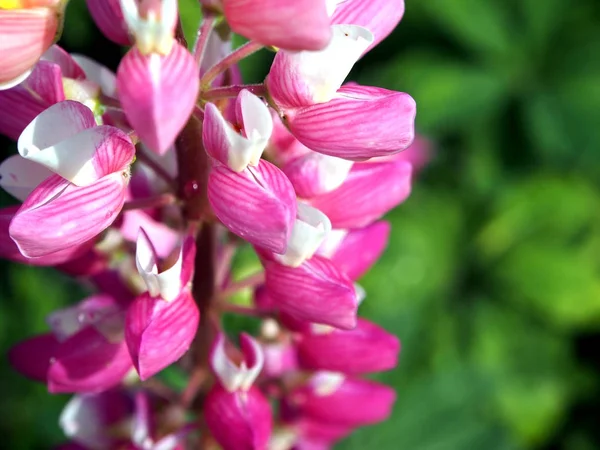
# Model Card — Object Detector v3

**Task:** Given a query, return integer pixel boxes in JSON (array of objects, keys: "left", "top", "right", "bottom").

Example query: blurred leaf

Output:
[
  {"left": 178, "top": 0, "right": 202, "bottom": 47},
  {"left": 470, "top": 303, "right": 580, "bottom": 445},
  {"left": 418, "top": 0, "right": 513, "bottom": 56},
  {"left": 518, "top": 0, "right": 567, "bottom": 49},
  {"left": 61, "top": 0, "right": 97, "bottom": 50},
  {"left": 360, "top": 53, "right": 507, "bottom": 132}
]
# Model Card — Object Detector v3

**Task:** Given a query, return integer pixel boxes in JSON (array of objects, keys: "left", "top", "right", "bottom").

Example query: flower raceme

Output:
[{"left": 1, "top": 0, "right": 421, "bottom": 448}]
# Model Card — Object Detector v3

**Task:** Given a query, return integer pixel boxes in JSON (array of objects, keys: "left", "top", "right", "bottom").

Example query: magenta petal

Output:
[
  {"left": 125, "top": 291, "right": 199, "bottom": 380},
  {"left": 264, "top": 255, "right": 358, "bottom": 330},
  {"left": 293, "top": 377, "right": 396, "bottom": 426},
  {"left": 86, "top": 0, "right": 131, "bottom": 46},
  {"left": 47, "top": 327, "right": 133, "bottom": 393},
  {"left": 42, "top": 45, "right": 87, "bottom": 80},
  {"left": 330, "top": 221, "right": 390, "bottom": 280},
  {"left": 309, "top": 160, "right": 412, "bottom": 229},
  {"left": 10, "top": 173, "right": 127, "bottom": 258},
  {"left": 223, "top": 0, "right": 331, "bottom": 51},
  {"left": 117, "top": 44, "right": 199, "bottom": 155},
  {"left": 208, "top": 160, "right": 297, "bottom": 254},
  {"left": 204, "top": 384, "right": 272, "bottom": 450},
  {"left": 8, "top": 333, "right": 60, "bottom": 382},
  {"left": 331, "top": 0, "right": 405, "bottom": 53},
  {"left": 297, "top": 318, "right": 400, "bottom": 374},
  {"left": 286, "top": 85, "right": 416, "bottom": 160}
]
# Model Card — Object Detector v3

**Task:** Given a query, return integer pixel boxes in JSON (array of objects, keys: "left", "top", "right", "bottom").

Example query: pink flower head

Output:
[
  {"left": 125, "top": 230, "right": 199, "bottom": 380},
  {"left": 297, "top": 318, "right": 400, "bottom": 374},
  {"left": 0, "top": 1, "right": 62, "bottom": 89},
  {"left": 6, "top": 101, "right": 135, "bottom": 258},
  {"left": 264, "top": 255, "right": 358, "bottom": 329},
  {"left": 330, "top": 0, "right": 405, "bottom": 54},
  {"left": 207, "top": 159, "right": 297, "bottom": 254},
  {"left": 309, "top": 158, "right": 412, "bottom": 229},
  {"left": 284, "top": 84, "right": 416, "bottom": 160},
  {"left": 117, "top": 0, "right": 199, "bottom": 155},
  {"left": 205, "top": 332, "right": 272, "bottom": 450},
  {"left": 223, "top": 0, "right": 332, "bottom": 51},
  {"left": 203, "top": 90, "right": 273, "bottom": 172},
  {"left": 86, "top": 0, "right": 131, "bottom": 45},
  {"left": 290, "top": 372, "right": 396, "bottom": 426}
]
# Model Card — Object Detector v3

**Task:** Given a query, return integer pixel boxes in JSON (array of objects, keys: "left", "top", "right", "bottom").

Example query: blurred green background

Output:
[{"left": 1, "top": 0, "right": 600, "bottom": 448}]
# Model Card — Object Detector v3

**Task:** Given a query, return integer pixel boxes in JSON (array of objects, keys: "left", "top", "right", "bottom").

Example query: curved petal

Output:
[{"left": 86, "top": 0, "right": 131, "bottom": 45}]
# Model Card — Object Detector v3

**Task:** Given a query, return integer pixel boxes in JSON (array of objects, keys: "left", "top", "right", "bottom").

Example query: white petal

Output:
[
  {"left": 311, "top": 371, "right": 345, "bottom": 396},
  {"left": 239, "top": 90, "right": 273, "bottom": 148},
  {"left": 0, "top": 155, "right": 52, "bottom": 201},
  {"left": 71, "top": 54, "right": 118, "bottom": 98},
  {"left": 211, "top": 333, "right": 264, "bottom": 392},
  {"left": 276, "top": 202, "right": 331, "bottom": 267}
]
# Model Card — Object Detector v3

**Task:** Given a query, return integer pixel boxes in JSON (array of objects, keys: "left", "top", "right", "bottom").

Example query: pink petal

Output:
[
  {"left": 117, "top": 44, "right": 199, "bottom": 155},
  {"left": 41, "top": 45, "right": 86, "bottom": 80},
  {"left": 120, "top": 210, "right": 180, "bottom": 258},
  {"left": 286, "top": 85, "right": 416, "bottom": 160},
  {"left": 223, "top": 0, "right": 331, "bottom": 51},
  {"left": 10, "top": 172, "right": 128, "bottom": 258},
  {"left": 204, "top": 384, "right": 272, "bottom": 450},
  {"left": 48, "top": 326, "right": 133, "bottom": 393},
  {"left": 309, "top": 160, "right": 412, "bottom": 229},
  {"left": 291, "top": 376, "right": 396, "bottom": 426},
  {"left": 297, "top": 318, "right": 400, "bottom": 374},
  {"left": 0, "top": 8, "right": 58, "bottom": 89},
  {"left": 266, "top": 25, "right": 373, "bottom": 108},
  {"left": 125, "top": 291, "right": 199, "bottom": 380},
  {"left": 86, "top": 0, "right": 131, "bottom": 45},
  {"left": 0, "top": 154, "right": 52, "bottom": 201},
  {"left": 283, "top": 152, "right": 353, "bottom": 198},
  {"left": 264, "top": 255, "right": 358, "bottom": 329},
  {"left": 8, "top": 333, "right": 60, "bottom": 382},
  {"left": 210, "top": 332, "right": 264, "bottom": 392},
  {"left": 266, "top": 111, "right": 311, "bottom": 165},
  {"left": 70, "top": 54, "right": 118, "bottom": 98},
  {"left": 207, "top": 160, "right": 297, "bottom": 254},
  {"left": 331, "top": 0, "right": 405, "bottom": 53},
  {"left": 329, "top": 221, "right": 390, "bottom": 280}
]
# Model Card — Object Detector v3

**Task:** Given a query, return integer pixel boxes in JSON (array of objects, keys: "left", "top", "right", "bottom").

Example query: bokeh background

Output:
[{"left": 1, "top": 0, "right": 600, "bottom": 448}]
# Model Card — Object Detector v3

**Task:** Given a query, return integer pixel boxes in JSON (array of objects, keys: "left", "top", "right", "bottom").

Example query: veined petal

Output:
[
  {"left": 125, "top": 290, "right": 199, "bottom": 380},
  {"left": 223, "top": 0, "right": 331, "bottom": 51},
  {"left": 0, "top": 7, "right": 58, "bottom": 89},
  {"left": 210, "top": 332, "right": 264, "bottom": 392},
  {"left": 0, "top": 154, "right": 52, "bottom": 201},
  {"left": 283, "top": 152, "right": 353, "bottom": 198},
  {"left": 331, "top": 0, "right": 405, "bottom": 53},
  {"left": 41, "top": 45, "right": 86, "bottom": 79},
  {"left": 309, "top": 159, "right": 412, "bottom": 229},
  {"left": 329, "top": 221, "right": 390, "bottom": 280},
  {"left": 275, "top": 202, "right": 331, "bottom": 268},
  {"left": 86, "top": 0, "right": 131, "bottom": 45},
  {"left": 297, "top": 318, "right": 400, "bottom": 374},
  {"left": 47, "top": 326, "right": 133, "bottom": 393},
  {"left": 208, "top": 160, "right": 297, "bottom": 254},
  {"left": 286, "top": 85, "right": 416, "bottom": 160},
  {"left": 120, "top": 210, "right": 180, "bottom": 258},
  {"left": 264, "top": 255, "right": 358, "bottom": 329},
  {"left": 19, "top": 124, "right": 134, "bottom": 186},
  {"left": 266, "top": 25, "right": 373, "bottom": 108},
  {"left": 117, "top": 44, "right": 199, "bottom": 155},
  {"left": 10, "top": 172, "right": 128, "bottom": 258}
]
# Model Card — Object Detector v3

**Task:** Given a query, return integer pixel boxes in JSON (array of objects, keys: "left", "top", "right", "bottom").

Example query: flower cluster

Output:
[{"left": 0, "top": 0, "right": 423, "bottom": 448}]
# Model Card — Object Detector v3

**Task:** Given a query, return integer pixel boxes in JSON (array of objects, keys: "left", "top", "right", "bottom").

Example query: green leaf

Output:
[{"left": 178, "top": 0, "right": 202, "bottom": 48}]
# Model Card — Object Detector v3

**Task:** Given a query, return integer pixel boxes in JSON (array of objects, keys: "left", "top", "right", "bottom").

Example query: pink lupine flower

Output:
[
  {"left": 284, "top": 84, "right": 417, "bottom": 160},
  {"left": 203, "top": 89, "right": 273, "bottom": 172},
  {"left": 86, "top": 0, "right": 131, "bottom": 45},
  {"left": 330, "top": 0, "right": 405, "bottom": 53},
  {"left": 264, "top": 255, "right": 358, "bottom": 329},
  {"left": 289, "top": 372, "right": 396, "bottom": 426},
  {"left": 125, "top": 230, "right": 199, "bottom": 380},
  {"left": 205, "top": 333, "right": 272, "bottom": 450},
  {"left": 59, "top": 389, "right": 134, "bottom": 449},
  {"left": 8, "top": 332, "right": 60, "bottom": 382},
  {"left": 120, "top": 209, "right": 180, "bottom": 258},
  {"left": 0, "top": 1, "right": 62, "bottom": 89},
  {"left": 222, "top": 0, "right": 332, "bottom": 51},
  {"left": 8, "top": 101, "right": 135, "bottom": 257},
  {"left": 309, "top": 158, "right": 412, "bottom": 229},
  {"left": 117, "top": 0, "right": 199, "bottom": 155},
  {"left": 325, "top": 220, "right": 391, "bottom": 280},
  {"left": 283, "top": 152, "right": 354, "bottom": 198},
  {"left": 296, "top": 318, "right": 400, "bottom": 374},
  {"left": 207, "top": 159, "right": 297, "bottom": 254},
  {"left": 266, "top": 25, "right": 373, "bottom": 108}
]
